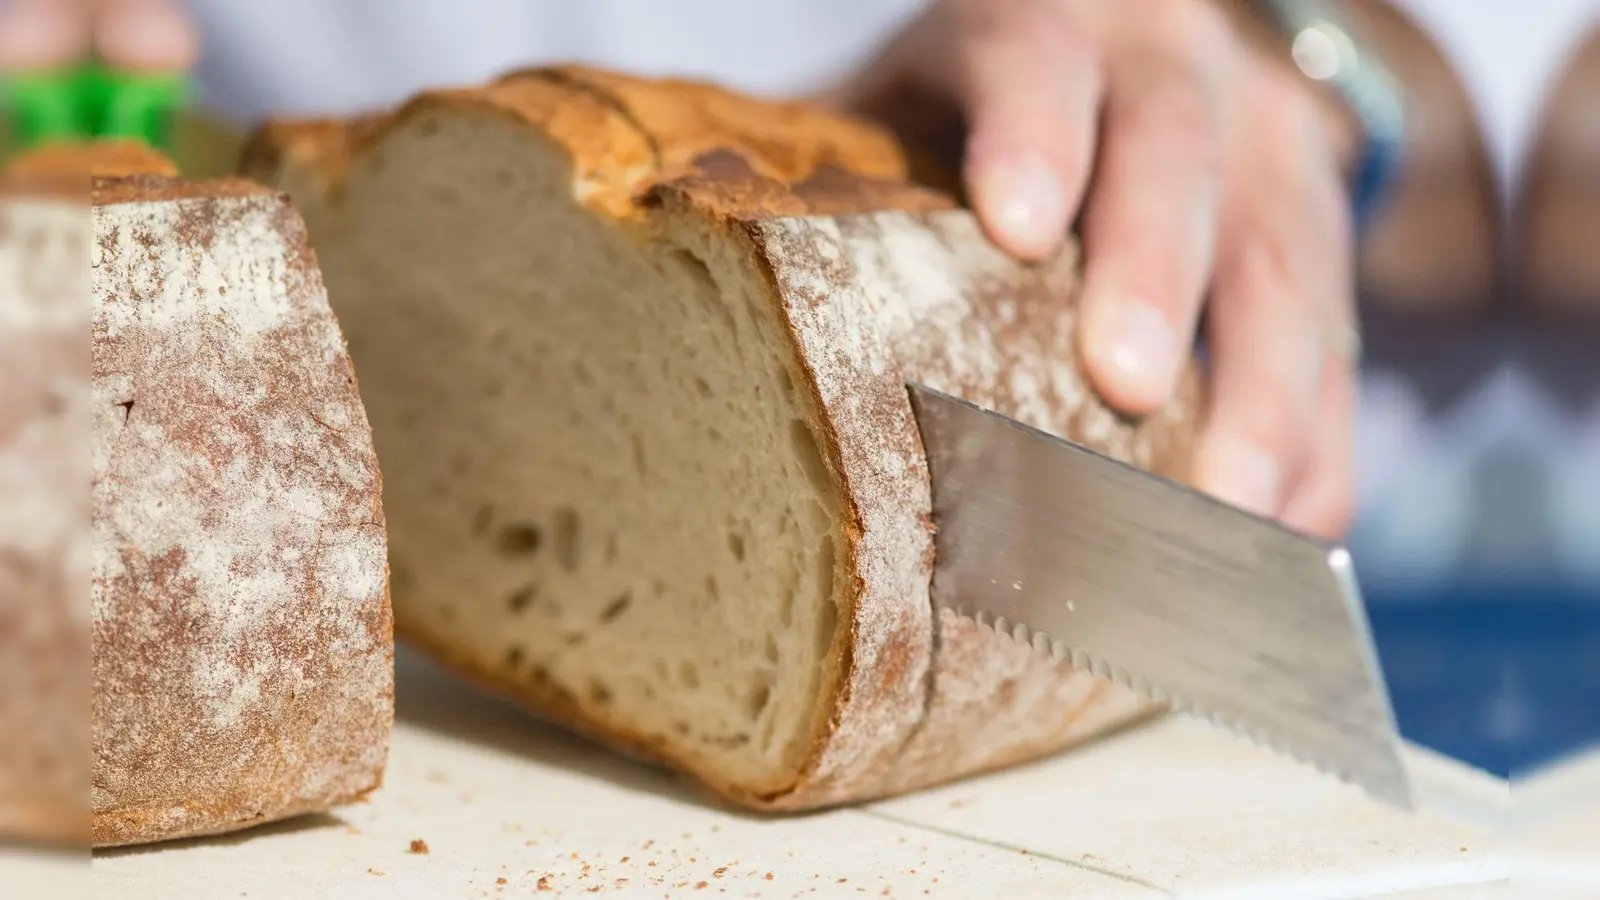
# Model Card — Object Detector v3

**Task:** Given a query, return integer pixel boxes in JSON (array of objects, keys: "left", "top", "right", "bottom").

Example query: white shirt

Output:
[{"left": 182, "top": 0, "right": 1600, "bottom": 594}]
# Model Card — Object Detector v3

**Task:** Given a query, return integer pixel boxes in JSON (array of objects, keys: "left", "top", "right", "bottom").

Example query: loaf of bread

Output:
[
  {"left": 77, "top": 144, "right": 392, "bottom": 846},
  {"left": 243, "top": 67, "right": 1203, "bottom": 809}
]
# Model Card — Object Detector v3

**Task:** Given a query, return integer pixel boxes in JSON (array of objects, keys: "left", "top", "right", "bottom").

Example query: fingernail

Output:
[
  {"left": 974, "top": 155, "right": 1066, "bottom": 259},
  {"left": 1199, "top": 437, "right": 1283, "bottom": 517},
  {"left": 1098, "top": 302, "right": 1177, "bottom": 403}
]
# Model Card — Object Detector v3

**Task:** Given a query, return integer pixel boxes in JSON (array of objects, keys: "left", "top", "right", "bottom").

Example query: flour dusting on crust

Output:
[{"left": 91, "top": 184, "right": 391, "bottom": 847}]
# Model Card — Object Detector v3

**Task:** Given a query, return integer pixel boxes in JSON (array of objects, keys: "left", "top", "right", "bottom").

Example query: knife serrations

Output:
[
  {"left": 953, "top": 601, "right": 1399, "bottom": 798},
  {"left": 908, "top": 383, "right": 1414, "bottom": 809}
]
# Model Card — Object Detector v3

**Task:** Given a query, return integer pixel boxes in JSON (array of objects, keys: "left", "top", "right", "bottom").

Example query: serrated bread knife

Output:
[{"left": 907, "top": 383, "right": 1412, "bottom": 809}]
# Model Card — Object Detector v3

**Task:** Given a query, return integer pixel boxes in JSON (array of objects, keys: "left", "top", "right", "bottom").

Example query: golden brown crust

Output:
[
  {"left": 90, "top": 173, "right": 269, "bottom": 206},
  {"left": 10, "top": 139, "right": 179, "bottom": 180},
  {"left": 246, "top": 66, "right": 1201, "bottom": 810},
  {"left": 239, "top": 116, "right": 392, "bottom": 191}
]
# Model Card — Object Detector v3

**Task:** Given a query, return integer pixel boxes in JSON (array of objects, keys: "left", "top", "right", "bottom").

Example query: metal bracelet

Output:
[{"left": 1248, "top": 0, "right": 1408, "bottom": 232}]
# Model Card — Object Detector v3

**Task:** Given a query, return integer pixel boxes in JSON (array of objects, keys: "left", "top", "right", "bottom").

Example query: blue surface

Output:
[{"left": 1365, "top": 585, "right": 1600, "bottom": 777}]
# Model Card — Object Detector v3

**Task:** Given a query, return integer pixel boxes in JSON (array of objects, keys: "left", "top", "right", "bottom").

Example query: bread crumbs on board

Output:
[{"left": 408, "top": 839, "right": 429, "bottom": 854}]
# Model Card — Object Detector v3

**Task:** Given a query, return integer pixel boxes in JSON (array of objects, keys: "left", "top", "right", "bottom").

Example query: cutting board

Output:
[{"left": 60, "top": 650, "right": 1545, "bottom": 898}]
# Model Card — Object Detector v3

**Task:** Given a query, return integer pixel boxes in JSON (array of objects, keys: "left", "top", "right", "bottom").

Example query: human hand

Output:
[
  {"left": 0, "top": 0, "right": 197, "bottom": 72},
  {"left": 839, "top": 0, "right": 1362, "bottom": 539}
]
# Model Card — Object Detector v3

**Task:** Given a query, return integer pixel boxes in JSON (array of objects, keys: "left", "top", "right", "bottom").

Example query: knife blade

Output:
[{"left": 907, "top": 382, "right": 1412, "bottom": 808}]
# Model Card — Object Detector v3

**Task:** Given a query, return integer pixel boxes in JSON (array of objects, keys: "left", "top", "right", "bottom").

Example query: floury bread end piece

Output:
[
  {"left": 84, "top": 146, "right": 392, "bottom": 846},
  {"left": 242, "top": 67, "right": 1205, "bottom": 809}
]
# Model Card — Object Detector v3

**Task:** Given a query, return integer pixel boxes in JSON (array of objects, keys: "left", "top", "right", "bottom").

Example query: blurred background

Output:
[{"left": 3, "top": 0, "right": 1598, "bottom": 783}]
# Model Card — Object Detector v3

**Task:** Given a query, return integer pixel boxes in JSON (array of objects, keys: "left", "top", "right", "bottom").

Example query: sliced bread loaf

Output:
[
  {"left": 243, "top": 66, "right": 1204, "bottom": 808},
  {"left": 80, "top": 145, "right": 391, "bottom": 846}
]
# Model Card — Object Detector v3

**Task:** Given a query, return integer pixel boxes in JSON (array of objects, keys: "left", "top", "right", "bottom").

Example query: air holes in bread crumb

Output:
[
  {"left": 746, "top": 677, "right": 773, "bottom": 720},
  {"left": 789, "top": 419, "right": 829, "bottom": 490},
  {"left": 505, "top": 645, "right": 525, "bottom": 669},
  {"left": 552, "top": 507, "right": 580, "bottom": 571},
  {"left": 506, "top": 586, "right": 537, "bottom": 614},
  {"left": 631, "top": 434, "right": 649, "bottom": 476},
  {"left": 728, "top": 532, "right": 746, "bottom": 562},
  {"left": 815, "top": 596, "right": 838, "bottom": 662},
  {"left": 672, "top": 249, "right": 715, "bottom": 291},
  {"left": 815, "top": 535, "right": 835, "bottom": 594},
  {"left": 497, "top": 523, "right": 542, "bottom": 556},
  {"left": 679, "top": 662, "right": 700, "bottom": 689},
  {"left": 778, "top": 573, "right": 797, "bottom": 629},
  {"left": 600, "top": 591, "right": 631, "bottom": 624}
]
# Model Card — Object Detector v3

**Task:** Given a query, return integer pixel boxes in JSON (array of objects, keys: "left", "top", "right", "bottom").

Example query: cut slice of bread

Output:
[
  {"left": 71, "top": 145, "right": 392, "bottom": 846},
  {"left": 243, "top": 66, "right": 1204, "bottom": 808}
]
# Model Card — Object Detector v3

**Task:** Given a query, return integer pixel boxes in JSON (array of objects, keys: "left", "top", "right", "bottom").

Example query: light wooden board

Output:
[{"left": 67, "top": 651, "right": 1529, "bottom": 898}]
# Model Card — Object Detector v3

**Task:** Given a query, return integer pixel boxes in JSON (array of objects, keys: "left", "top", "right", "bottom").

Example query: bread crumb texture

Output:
[{"left": 242, "top": 65, "right": 1201, "bottom": 813}]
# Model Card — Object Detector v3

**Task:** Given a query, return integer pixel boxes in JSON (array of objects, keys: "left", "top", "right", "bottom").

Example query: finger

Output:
[
  {"left": 94, "top": 0, "right": 198, "bottom": 72},
  {"left": 1280, "top": 355, "right": 1358, "bottom": 539},
  {"left": 954, "top": 5, "right": 1103, "bottom": 261},
  {"left": 1076, "top": 6, "right": 1238, "bottom": 415},
  {"left": 0, "top": 0, "right": 90, "bottom": 72},
  {"left": 1196, "top": 78, "right": 1354, "bottom": 519}
]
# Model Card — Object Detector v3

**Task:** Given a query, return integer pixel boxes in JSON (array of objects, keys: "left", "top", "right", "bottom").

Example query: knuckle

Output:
[
  {"left": 1232, "top": 232, "right": 1306, "bottom": 306},
  {"left": 1119, "top": 79, "right": 1227, "bottom": 181},
  {"left": 1232, "top": 387, "right": 1307, "bottom": 461},
  {"left": 1250, "top": 69, "right": 1321, "bottom": 141},
  {"left": 957, "top": 0, "right": 1075, "bottom": 44}
]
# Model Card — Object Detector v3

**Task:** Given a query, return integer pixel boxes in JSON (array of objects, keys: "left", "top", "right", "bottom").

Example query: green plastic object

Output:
[{"left": 4, "top": 61, "right": 187, "bottom": 151}]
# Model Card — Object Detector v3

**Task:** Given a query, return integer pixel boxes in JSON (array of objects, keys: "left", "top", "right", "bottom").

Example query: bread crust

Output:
[
  {"left": 0, "top": 183, "right": 93, "bottom": 844},
  {"left": 87, "top": 160, "right": 392, "bottom": 846},
  {"left": 242, "top": 66, "right": 1203, "bottom": 808}
]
